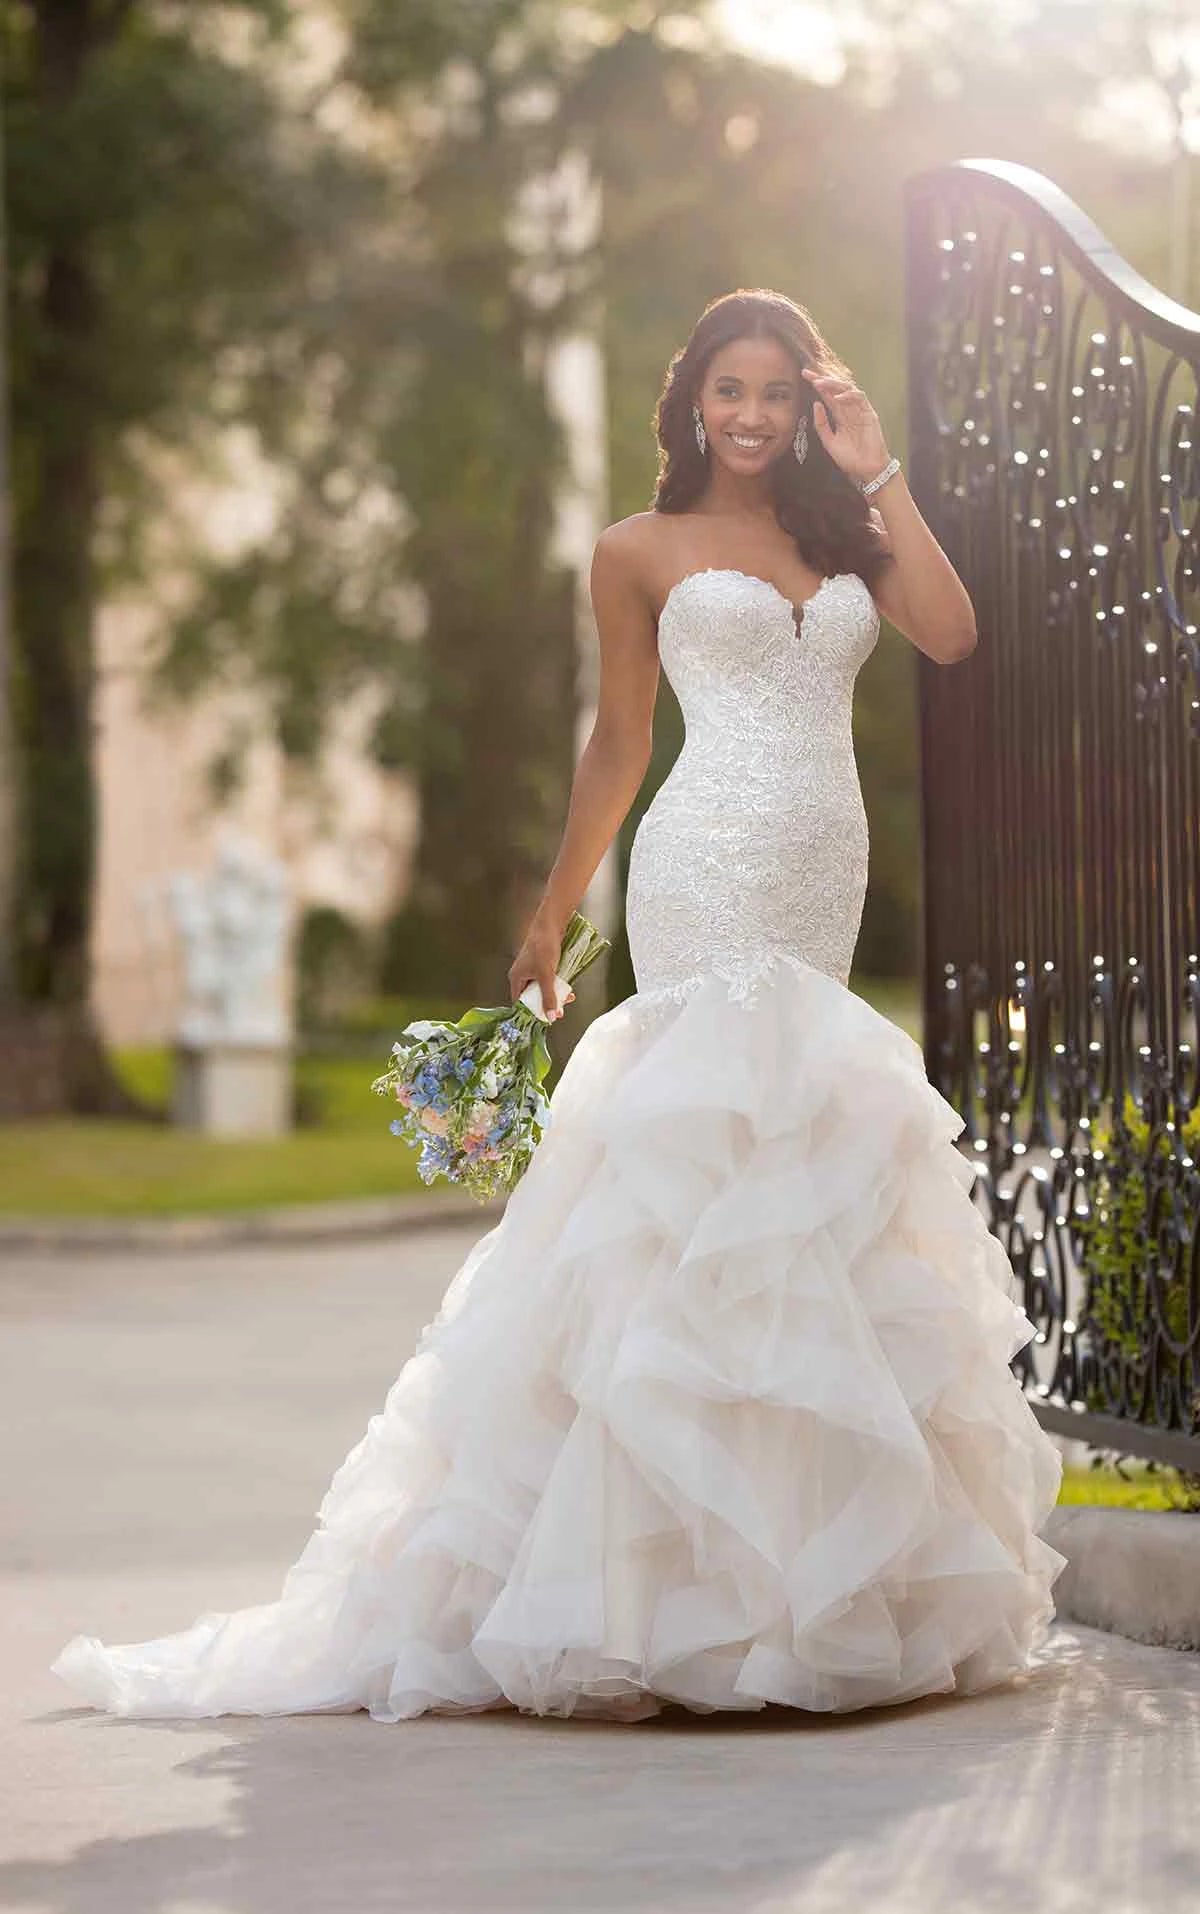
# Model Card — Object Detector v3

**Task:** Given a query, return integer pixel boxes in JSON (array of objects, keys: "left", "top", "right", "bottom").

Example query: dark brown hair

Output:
[{"left": 652, "top": 287, "right": 889, "bottom": 588}]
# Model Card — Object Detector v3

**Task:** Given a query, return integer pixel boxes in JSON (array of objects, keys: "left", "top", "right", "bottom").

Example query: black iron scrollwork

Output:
[{"left": 905, "top": 159, "right": 1200, "bottom": 1472}]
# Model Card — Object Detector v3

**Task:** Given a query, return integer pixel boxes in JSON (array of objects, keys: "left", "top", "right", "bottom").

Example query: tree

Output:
[
  {"left": 156, "top": 2, "right": 602, "bottom": 1004},
  {"left": 3, "top": 0, "right": 388, "bottom": 1107},
  {"left": 0, "top": 73, "right": 16, "bottom": 1011},
  {"left": 349, "top": 9, "right": 583, "bottom": 1000}
]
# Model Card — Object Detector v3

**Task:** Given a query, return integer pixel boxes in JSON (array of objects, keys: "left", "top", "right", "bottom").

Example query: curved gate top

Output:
[{"left": 903, "top": 158, "right": 1200, "bottom": 1473}]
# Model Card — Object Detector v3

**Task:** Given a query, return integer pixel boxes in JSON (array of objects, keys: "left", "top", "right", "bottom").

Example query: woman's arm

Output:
[
  {"left": 864, "top": 488, "right": 978, "bottom": 663},
  {"left": 507, "top": 523, "right": 661, "bottom": 1016}
]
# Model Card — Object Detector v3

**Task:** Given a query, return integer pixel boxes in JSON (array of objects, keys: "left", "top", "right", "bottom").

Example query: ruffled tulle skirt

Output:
[{"left": 51, "top": 952, "right": 1066, "bottom": 1722}]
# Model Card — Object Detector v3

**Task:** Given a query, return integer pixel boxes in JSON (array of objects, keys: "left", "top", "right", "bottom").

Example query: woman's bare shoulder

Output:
[{"left": 592, "top": 510, "right": 677, "bottom": 602}]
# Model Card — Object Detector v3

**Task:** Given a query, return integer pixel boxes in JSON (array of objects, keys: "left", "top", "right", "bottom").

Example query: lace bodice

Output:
[{"left": 625, "top": 567, "right": 880, "bottom": 1003}]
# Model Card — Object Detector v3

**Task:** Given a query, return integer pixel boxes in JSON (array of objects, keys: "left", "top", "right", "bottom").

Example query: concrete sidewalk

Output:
[{"left": 4, "top": 1225, "right": 1199, "bottom": 1913}]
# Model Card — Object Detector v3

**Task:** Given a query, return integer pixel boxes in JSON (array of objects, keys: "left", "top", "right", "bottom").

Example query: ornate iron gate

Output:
[{"left": 903, "top": 159, "right": 1200, "bottom": 1471}]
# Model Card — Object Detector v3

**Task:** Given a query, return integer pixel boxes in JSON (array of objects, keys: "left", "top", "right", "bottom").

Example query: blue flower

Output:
[
  {"left": 411, "top": 1062, "right": 454, "bottom": 1110},
  {"left": 416, "top": 1134, "right": 455, "bottom": 1184}
]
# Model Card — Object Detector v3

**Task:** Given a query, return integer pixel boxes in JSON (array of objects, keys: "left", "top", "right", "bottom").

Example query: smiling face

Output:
[{"left": 695, "top": 333, "right": 806, "bottom": 474}]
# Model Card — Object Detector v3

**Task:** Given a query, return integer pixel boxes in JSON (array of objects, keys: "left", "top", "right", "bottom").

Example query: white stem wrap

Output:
[{"left": 518, "top": 972, "right": 571, "bottom": 1022}]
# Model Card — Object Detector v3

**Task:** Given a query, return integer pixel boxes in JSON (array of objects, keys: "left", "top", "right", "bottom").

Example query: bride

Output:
[{"left": 51, "top": 287, "right": 1067, "bottom": 1723}]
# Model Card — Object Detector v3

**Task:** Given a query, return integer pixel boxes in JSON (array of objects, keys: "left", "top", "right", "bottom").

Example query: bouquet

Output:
[{"left": 371, "top": 910, "right": 611, "bottom": 1202}]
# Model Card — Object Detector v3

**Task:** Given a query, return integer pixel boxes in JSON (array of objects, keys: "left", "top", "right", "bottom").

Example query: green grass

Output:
[
  {"left": 0, "top": 1048, "right": 453, "bottom": 1217},
  {"left": 1057, "top": 1461, "right": 1199, "bottom": 1511},
  {"left": 0, "top": 1119, "right": 442, "bottom": 1216}
]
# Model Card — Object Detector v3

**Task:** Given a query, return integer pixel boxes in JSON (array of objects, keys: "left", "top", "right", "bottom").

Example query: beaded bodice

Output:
[{"left": 624, "top": 567, "right": 880, "bottom": 1003}]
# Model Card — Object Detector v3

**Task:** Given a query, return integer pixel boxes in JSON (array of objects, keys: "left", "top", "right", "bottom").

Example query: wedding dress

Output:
[{"left": 51, "top": 566, "right": 1067, "bottom": 1723}]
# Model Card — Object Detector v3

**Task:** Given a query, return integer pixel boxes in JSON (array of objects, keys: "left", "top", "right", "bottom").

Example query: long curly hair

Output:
[{"left": 652, "top": 288, "right": 889, "bottom": 589}]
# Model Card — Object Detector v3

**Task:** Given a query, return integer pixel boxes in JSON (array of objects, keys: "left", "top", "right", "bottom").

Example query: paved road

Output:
[{"left": 4, "top": 1224, "right": 1199, "bottom": 1914}]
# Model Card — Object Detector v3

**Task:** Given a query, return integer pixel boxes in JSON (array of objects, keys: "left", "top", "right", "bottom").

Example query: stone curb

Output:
[
  {"left": 1043, "top": 1505, "right": 1200, "bottom": 1651},
  {"left": 0, "top": 1190, "right": 506, "bottom": 1255}
]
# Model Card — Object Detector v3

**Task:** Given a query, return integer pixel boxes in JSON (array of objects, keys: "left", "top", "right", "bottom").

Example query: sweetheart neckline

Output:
[{"left": 657, "top": 567, "right": 858, "bottom": 631}]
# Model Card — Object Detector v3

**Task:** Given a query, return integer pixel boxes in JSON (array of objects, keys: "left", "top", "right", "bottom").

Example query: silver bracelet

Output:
[{"left": 860, "top": 456, "right": 900, "bottom": 497}]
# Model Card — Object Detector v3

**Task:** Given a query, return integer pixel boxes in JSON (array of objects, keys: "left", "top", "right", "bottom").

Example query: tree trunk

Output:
[
  {"left": 402, "top": 559, "right": 576, "bottom": 1008},
  {"left": 0, "top": 41, "right": 18, "bottom": 1009},
  {"left": 388, "top": 252, "right": 578, "bottom": 1008},
  {"left": 7, "top": 0, "right": 142, "bottom": 1113}
]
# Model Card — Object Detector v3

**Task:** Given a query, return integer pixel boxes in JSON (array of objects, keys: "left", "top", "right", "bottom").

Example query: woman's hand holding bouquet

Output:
[{"left": 370, "top": 909, "right": 610, "bottom": 1202}]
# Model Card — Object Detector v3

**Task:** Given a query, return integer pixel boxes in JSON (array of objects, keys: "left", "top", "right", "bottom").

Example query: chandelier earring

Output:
[
  {"left": 793, "top": 415, "right": 808, "bottom": 464},
  {"left": 692, "top": 404, "right": 707, "bottom": 456}
]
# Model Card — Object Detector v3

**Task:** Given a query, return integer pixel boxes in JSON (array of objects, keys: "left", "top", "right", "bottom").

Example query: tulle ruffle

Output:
[{"left": 51, "top": 951, "right": 1066, "bottom": 1722}]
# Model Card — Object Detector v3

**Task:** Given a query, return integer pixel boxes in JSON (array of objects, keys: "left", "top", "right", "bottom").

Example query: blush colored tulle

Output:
[{"left": 51, "top": 952, "right": 1066, "bottom": 1723}]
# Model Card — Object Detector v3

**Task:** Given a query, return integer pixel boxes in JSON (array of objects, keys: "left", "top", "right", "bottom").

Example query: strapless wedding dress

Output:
[{"left": 51, "top": 567, "right": 1067, "bottom": 1723}]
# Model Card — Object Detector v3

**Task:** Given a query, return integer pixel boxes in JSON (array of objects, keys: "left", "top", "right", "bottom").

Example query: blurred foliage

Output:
[
  {"left": 295, "top": 903, "right": 374, "bottom": 1033},
  {"left": 106, "top": 1043, "right": 170, "bottom": 1112},
  {"left": 4, "top": 0, "right": 1195, "bottom": 1086},
  {"left": 305, "top": 989, "right": 469, "bottom": 1047},
  {"left": 1072, "top": 1095, "right": 1200, "bottom": 1493},
  {"left": 2, "top": 0, "right": 399, "bottom": 1104}
]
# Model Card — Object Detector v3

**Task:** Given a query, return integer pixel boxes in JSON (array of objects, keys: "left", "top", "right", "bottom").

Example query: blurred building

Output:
[{"left": 91, "top": 470, "right": 418, "bottom": 1049}]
